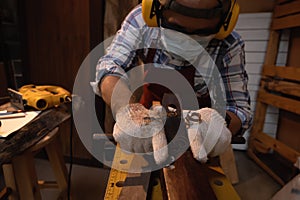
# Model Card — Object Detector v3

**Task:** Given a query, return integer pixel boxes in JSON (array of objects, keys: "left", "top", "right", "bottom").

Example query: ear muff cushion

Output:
[
  {"left": 142, "top": 0, "right": 159, "bottom": 27},
  {"left": 215, "top": 0, "right": 240, "bottom": 40}
]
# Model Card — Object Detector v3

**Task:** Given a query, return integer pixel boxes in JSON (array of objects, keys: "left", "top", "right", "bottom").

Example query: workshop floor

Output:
[{"left": 1, "top": 150, "right": 282, "bottom": 200}]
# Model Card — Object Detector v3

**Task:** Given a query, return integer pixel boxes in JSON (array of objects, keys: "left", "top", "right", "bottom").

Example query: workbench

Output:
[
  {"left": 104, "top": 147, "right": 240, "bottom": 200},
  {"left": 0, "top": 103, "right": 71, "bottom": 165},
  {"left": 0, "top": 103, "right": 71, "bottom": 199}
]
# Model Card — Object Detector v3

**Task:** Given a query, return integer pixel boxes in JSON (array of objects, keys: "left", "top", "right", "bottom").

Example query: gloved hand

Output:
[
  {"left": 113, "top": 103, "right": 168, "bottom": 165},
  {"left": 183, "top": 108, "right": 232, "bottom": 163}
]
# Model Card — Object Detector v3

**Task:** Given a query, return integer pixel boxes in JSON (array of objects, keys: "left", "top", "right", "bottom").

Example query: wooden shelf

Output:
[{"left": 248, "top": 0, "right": 300, "bottom": 186}]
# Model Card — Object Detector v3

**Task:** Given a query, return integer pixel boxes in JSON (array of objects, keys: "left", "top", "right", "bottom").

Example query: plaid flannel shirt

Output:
[{"left": 91, "top": 5, "right": 253, "bottom": 131}]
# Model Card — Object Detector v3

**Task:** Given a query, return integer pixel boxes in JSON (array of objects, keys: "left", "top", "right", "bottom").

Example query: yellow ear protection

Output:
[
  {"left": 142, "top": 0, "right": 161, "bottom": 27},
  {"left": 142, "top": 0, "right": 240, "bottom": 40},
  {"left": 215, "top": 0, "right": 240, "bottom": 39}
]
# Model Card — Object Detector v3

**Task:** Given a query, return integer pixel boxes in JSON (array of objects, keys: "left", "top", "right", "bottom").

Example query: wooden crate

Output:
[{"left": 247, "top": 0, "right": 300, "bottom": 186}]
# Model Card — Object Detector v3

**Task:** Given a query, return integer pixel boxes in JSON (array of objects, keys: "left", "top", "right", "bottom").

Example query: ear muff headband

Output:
[
  {"left": 142, "top": 0, "right": 240, "bottom": 40},
  {"left": 215, "top": 0, "right": 239, "bottom": 40},
  {"left": 142, "top": 0, "right": 160, "bottom": 27}
]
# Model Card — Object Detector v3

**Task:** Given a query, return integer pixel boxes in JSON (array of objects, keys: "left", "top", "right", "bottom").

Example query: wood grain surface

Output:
[{"left": 0, "top": 104, "right": 71, "bottom": 164}]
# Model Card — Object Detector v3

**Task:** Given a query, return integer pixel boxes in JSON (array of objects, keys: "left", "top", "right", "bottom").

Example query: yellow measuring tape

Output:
[{"left": 104, "top": 145, "right": 134, "bottom": 200}]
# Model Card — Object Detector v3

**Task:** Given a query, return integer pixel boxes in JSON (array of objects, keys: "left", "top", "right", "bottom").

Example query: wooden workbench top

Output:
[{"left": 0, "top": 103, "right": 71, "bottom": 165}]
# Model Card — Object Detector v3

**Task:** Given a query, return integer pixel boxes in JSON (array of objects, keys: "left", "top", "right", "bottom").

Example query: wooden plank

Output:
[
  {"left": 161, "top": 114, "right": 218, "bottom": 199},
  {"left": 161, "top": 95, "right": 239, "bottom": 199},
  {"left": 0, "top": 104, "right": 71, "bottom": 165},
  {"left": 264, "top": 31, "right": 280, "bottom": 65},
  {"left": 265, "top": 80, "right": 300, "bottom": 98},
  {"left": 118, "top": 172, "right": 151, "bottom": 200},
  {"left": 257, "top": 90, "right": 300, "bottom": 115},
  {"left": 250, "top": 138, "right": 270, "bottom": 154},
  {"left": 2, "top": 164, "right": 18, "bottom": 199},
  {"left": 272, "top": 13, "right": 300, "bottom": 30},
  {"left": 220, "top": 145, "right": 239, "bottom": 185},
  {"left": 262, "top": 65, "right": 300, "bottom": 82},
  {"left": 163, "top": 151, "right": 217, "bottom": 200},
  {"left": 253, "top": 131, "right": 300, "bottom": 164},
  {"left": 12, "top": 152, "right": 42, "bottom": 200},
  {"left": 163, "top": 151, "right": 240, "bottom": 200},
  {"left": 45, "top": 133, "right": 68, "bottom": 198},
  {"left": 274, "top": 1, "right": 300, "bottom": 18}
]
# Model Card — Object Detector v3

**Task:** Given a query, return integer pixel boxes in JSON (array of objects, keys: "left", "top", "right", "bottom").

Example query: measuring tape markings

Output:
[{"left": 104, "top": 144, "right": 134, "bottom": 200}]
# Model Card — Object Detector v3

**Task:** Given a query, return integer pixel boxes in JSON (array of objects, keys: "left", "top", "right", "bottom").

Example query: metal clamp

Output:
[{"left": 184, "top": 111, "right": 201, "bottom": 129}]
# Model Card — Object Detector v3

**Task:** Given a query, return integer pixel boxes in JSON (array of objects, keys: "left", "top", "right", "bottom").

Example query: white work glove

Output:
[
  {"left": 183, "top": 108, "right": 232, "bottom": 163},
  {"left": 113, "top": 103, "right": 168, "bottom": 165}
]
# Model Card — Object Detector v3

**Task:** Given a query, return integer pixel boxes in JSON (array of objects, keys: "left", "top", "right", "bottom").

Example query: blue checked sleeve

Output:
[
  {"left": 90, "top": 6, "right": 145, "bottom": 96},
  {"left": 222, "top": 33, "right": 253, "bottom": 131}
]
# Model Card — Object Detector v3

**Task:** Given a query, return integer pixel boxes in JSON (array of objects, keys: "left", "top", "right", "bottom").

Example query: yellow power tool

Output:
[{"left": 9, "top": 84, "right": 71, "bottom": 111}]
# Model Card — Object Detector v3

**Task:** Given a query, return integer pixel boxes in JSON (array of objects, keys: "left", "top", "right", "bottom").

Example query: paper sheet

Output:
[{"left": 0, "top": 111, "right": 41, "bottom": 138}]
